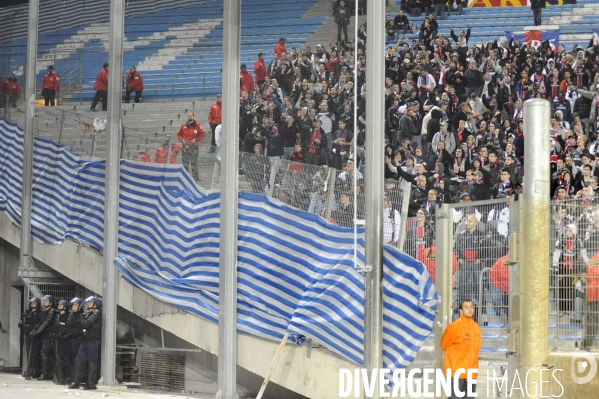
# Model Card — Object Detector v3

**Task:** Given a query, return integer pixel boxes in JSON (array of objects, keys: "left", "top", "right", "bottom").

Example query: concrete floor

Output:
[{"left": 0, "top": 372, "right": 214, "bottom": 399}]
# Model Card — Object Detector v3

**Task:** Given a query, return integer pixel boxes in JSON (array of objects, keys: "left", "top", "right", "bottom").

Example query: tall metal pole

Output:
[
  {"left": 434, "top": 204, "right": 454, "bottom": 371},
  {"left": 508, "top": 195, "right": 521, "bottom": 392},
  {"left": 217, "top": 0, "right": 240, "bottom": 397},
  {"left": 101, "top": 0, "right": 125, "bottom": 386},
  {"left": 363, "top": 0, "right": 385, "bottom": 397},
  {"left": 19, "top": 0, "right": 38, "bottom": 323},
  {"left": 519, "top": 99, "right": 550, "bottom": 398}
]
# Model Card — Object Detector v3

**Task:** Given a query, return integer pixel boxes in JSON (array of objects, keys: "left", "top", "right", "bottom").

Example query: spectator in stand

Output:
[
  {"left": 335, "top": 0, "right": 350, "bottom": 44},
  {"left": 332, "top": 191, "right": 354, "bottom": 228},
  {"left": 254, "top": 53, "right": 266, "bottom": 87},
  {"left": 124, "top": 65, "right": 143, "bottom": 104},
  {"left": 489, "top": 254, "right": 510, "bottom": 316},
  {"left": 208, "top": 94, "right": 222, "bottom": 152},
  {"left": 531, "top": 0, "right": 545, "bottom": 26},
  {"left": 177, "top": 112, "right": 205, "bottom": 182},
  {"left": 90, "top": 63, "right": 108, "bottom": 112},
  {"left": 383, "top": 192, "right": 401, "bottom": 245},
  {"left": 394, "top": 10, "right": 410, "bottom": 35},
  {"left": 6, "top": 73, "right": 20, "bottom": 108},
  {"left": 455, "top": 214, "right": 486, "bottom": 309},
  {"left": 422, "top": 240, "right": 458, "bottom": 284},
  {"left": 433, "top": 0, "right": 446, "bottom": 21},
  {"left": 42, "top": 65, "right": 60, "bottom": 107},
  {"left": 404, "top": 208, "right": 434, "bottom": 261},
  {"left": 304, "top": 118, "right": 327, "bottom": 165},
  {"left": 274, "top": 38, "right": 287, "bottom": 57}
]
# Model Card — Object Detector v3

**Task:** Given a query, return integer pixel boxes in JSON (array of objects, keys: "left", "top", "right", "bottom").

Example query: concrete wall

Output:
[
  {"left": 0, "top": 241, "right": 23, "bottom": 368},
  {"left": 0, "top": 211, "right": 361, "bottom": 399}
]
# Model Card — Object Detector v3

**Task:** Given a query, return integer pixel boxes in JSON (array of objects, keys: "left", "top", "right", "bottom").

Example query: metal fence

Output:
[
  {"left": 549, "top": 198, "right": 599, "bottom": 352},
  {"left": 405, "top": 196, "right": 599, "bottom": 398},
  {"left": 407, "top": 198, "right": 512, "bottom": 389}
]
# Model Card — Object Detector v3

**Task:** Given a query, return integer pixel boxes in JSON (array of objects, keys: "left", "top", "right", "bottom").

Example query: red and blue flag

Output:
[{"left": 506, "top": 30, "right": 560, "bottom": 50}]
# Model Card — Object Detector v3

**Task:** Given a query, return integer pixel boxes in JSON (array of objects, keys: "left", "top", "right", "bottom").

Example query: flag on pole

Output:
[{"left": 506, "top": 30, "right": 560, "bottom": 50}]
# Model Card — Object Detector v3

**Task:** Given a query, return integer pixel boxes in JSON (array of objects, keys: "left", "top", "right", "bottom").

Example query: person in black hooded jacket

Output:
[{"left": 30, "top": 295, "right": 57, "bottom": 381}]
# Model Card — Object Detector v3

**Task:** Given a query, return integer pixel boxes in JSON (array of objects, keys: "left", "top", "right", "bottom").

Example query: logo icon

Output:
[{"left": 571, "top": 352, "right": 597, "bottom": 385}]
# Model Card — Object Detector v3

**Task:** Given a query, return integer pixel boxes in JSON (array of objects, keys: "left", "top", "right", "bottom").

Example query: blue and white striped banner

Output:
[{"left": 0, "top": 117, "right": 436, "bottom": 369}]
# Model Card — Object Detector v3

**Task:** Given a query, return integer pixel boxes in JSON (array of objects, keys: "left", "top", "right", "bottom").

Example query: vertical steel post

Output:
[
  {"left": 19, "top": 1, "right": 38, "bottom": 354},
  {"left": 508, "top": 195, "right": 521, "bottom": 392},
  {"left": 434, "top": 204, "right": 454, "bottom": 372},
  {"left": 101, "top": 0, "right": 125, "bottom": 387},
  {"left": 519, "top": 99, "right": 551, "bottom": 398},
  {"left": 363, "top": 0, "right": 385, "bottom": 397},
  {"left": 218, "top": 0, "right": 240, "bottom": 397},
  {"left": 79, "top": 51, "right": 83, "bottom": 105}
]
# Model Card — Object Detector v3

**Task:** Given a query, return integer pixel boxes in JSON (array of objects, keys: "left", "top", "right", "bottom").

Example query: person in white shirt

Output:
[
  {"left": 487, "top": 203, "right": 510, "bottom": 238},
  {"left": 383, "top": 193, "right": 401, "bottom": 245}
]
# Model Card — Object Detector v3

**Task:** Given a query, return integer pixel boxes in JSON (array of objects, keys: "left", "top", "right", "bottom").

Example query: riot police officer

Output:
[
  {"left": 18, "top": 297, "right": 42, "bottom": 378},
  {"left": 30, "top": 295, "right": 57, "bottom": 380},
  {"left": 61, "top": 297, "right": 83, "bottom": 384},
  {"left": 53, "top": 300, "right": 69, "bottom": 385},
  {"left": 69, "top": 296, "right": 102, "bottom": 390}
]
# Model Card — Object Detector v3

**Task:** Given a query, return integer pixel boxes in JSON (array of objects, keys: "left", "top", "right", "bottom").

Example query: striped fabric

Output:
[{"left": 0, "top": 117, "right": 436, "bottom": 368}]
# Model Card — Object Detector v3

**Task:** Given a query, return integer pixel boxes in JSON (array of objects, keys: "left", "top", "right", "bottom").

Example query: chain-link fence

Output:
[
  {"left": 407, "top": 198, "right": 512, "bottom": 388},
  {"left": 550, "top": 198, "right": 599, "bottom": 352}
]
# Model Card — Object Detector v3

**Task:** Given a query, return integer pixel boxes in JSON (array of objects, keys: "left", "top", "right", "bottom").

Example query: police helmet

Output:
[
  {"left": 69, "top": 297, "right": 84, "bottom": 312},
  {"left": 42, "top": 294, "right": 55, "bottom": 306},
  {"left": 85, "top": 296, "right": 102, "bottom": 309},
  {"left": 29, "top": 297, "right": 41, "bottom": 309}
]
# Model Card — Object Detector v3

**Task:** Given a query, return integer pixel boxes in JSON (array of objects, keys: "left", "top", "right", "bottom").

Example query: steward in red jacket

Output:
[
  {"left": 91, "top": 63, "right": 109, "bottom": 111},
  {"left": 240, "top": 64, "right": 254, "bottom": 95},
  {"left": 177, "top": 113, "right": 204, "bottom": 181},
  {"left": 253, "top": 53, "right": 266, "bottom": 85},
  {"left": 208, "top": 95, "right": 222, "bottom": 150},
  {"left": 274, "top": 38, "right": 287, "bottom": 57},
  {"left": 42, "top": 65, "right": 60, "bottom": 106},
  {"left": 6, "top": 73, "right": 20, "bottom": 108},
  {"left": 125, "top": 66, "right": 143, "bottom": 104}
]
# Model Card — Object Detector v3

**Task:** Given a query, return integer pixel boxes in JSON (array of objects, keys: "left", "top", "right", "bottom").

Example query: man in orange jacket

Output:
[
  {"left": 441, "top": 299, "right": 482, "bottom": 399},
  {"left": 208, "top": 94, "right": 222, "bottom": 152},
  {"left": 177, "top": 112, "right": 204, "bottom": 182},
  {"left": 90, "top": 63, "right": 108, "bottom": 112}
]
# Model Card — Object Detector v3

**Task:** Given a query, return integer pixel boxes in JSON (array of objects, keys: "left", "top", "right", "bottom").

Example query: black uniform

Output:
[
  {"left": 62, "top": 310, "right": 83, "bottom": 383},
  {"left": 70, "top": 299, "right": 102, "bottom": 390},
  {"left": 30, "top": 306, "right": 57, "bottom": 380},
  {"left": 53, "top": 310, "right": 69, "bottom": 384},
  {"left": 18, "top": 301, "right": 43, "bottom": 378}
]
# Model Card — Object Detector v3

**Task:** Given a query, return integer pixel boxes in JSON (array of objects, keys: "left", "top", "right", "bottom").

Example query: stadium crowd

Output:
[
  {"left": 229, "top": 7, "right": 599, "bottom": 347},
  {"left": 236, "top": 9, "right": 599, "bottom": 214}
]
